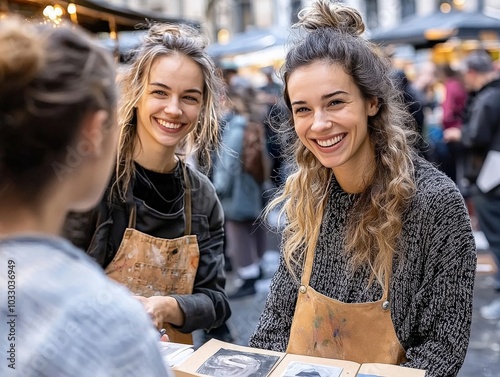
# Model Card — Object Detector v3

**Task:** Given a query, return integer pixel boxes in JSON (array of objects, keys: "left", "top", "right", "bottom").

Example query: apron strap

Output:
[
  {"left": 300, "top": 225, "right": 322, "bottom": 287},
  {"left": 381, "top": 270, "right": 390, "bottom": 301},
  {"left": 300, "top": 182, "right": 331, "bottom": 287},
  {"left": 127, "top": 182, "right": 137, "bottom": 229},
  {"left": 128, "top": 202, "right": 137, "bottom": 228},
  {"left": 180, "top": 160, "right": 192, "bottom": 236},
  {"left": 381, "top": 259, "right": 392, "bottom": 302}
]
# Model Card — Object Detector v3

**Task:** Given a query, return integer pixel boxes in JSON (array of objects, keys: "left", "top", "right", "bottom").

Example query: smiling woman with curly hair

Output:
[{"left": 249, "top": 1, "right": 476, "bottom": 376}]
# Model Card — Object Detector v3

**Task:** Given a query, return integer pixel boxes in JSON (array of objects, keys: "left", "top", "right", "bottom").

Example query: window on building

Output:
[
  {"left": 291, "top": 0, "right": 302, "bottom": 24},
  {"left": 365, "top": 0, "right": 379, "bottom": 30},
  {"left": 238, "top": 0, "right": 254, "bottom": 32},
  {"left": 401, "top": 0, "right": 416, "bottom": 19}
]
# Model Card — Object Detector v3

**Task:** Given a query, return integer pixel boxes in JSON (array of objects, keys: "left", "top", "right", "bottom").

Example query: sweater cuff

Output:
[{"left": 170, "top": 294, "right": 216, "bottom": 333}]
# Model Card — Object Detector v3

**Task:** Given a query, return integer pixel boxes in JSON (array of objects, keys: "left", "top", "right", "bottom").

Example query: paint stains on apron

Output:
[{"left": 105, "top": 162, "right": 199, "bottom": 345}]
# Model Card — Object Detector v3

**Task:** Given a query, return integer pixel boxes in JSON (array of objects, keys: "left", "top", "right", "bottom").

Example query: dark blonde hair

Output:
[
  {"left": 267, "top": 0, "right": 417, "bottom": 285},
  {"left": 0, "top": 17, "right": 116, "bottom": 203},
  {"left": 115, "top": 23, "right": 224, "bottom": 201}
]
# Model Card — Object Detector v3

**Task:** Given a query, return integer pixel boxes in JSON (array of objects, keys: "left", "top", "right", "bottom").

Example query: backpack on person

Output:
[{"left": 241, "top": 117, "right": 270, "bottom": 184}]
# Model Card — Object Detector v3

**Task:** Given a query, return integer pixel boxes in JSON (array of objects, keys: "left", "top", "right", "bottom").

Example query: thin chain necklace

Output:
[{"left": 135, "top": 162, "right": 183, "bottom": 205}]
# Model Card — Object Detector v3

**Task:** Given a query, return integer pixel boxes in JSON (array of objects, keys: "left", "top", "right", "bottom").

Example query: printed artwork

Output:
[
  {"left": 281, "top": 361, "right": 343, "bottom": 377},
  {"left": 196, "top": 348, "right": 281, "bottom": 377}
]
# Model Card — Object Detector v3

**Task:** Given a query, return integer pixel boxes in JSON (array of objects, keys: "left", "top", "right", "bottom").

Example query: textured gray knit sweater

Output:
[{"left": 249, "top": 158, "right": 476, "bottom": 377}]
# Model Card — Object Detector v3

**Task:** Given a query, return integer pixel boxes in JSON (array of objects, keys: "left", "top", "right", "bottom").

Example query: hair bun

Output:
[
  {"left": 295, "top": 0, "right": 365, "bottom": 36},
  {"left": 145, "top": 22, "right": 208, "bottom": 50},
  {"left": 0, "top": 18, "right": 45, "bottom": 92}
]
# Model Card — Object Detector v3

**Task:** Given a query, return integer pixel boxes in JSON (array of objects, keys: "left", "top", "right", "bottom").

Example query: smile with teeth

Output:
[
  {"left": 157, "top": 118, "right": 183, "bottom": 129},
  {"left": 317, "top": 133, "right": 346, "bottom": 147}
]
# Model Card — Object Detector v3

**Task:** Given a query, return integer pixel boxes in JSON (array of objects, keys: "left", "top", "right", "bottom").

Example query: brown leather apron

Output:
[
  {"left": 286, "top": 235, "right": 406, "bottom": 364},
  {"left": 105, "top": 162, "right": 199, "bottom": 345}
]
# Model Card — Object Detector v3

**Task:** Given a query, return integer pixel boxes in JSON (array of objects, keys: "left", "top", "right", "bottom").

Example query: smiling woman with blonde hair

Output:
[
  {"left": 249, "top": 1, "right": 476, "bottom": 376},
  {"left": 64, "top": 22, "right": 231, "bottom": 344}
]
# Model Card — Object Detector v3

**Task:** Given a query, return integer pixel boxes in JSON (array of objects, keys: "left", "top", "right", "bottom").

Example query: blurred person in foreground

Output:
[
  {"left": 444, "top": 51, "right": 500, "bottom": 320},
  {"left": 249, "top": 1, "right": 476, "bottom": 376},
  {"left": 63, "top": 22, "right": 231, "bottom": 344},
  {"left": 0, "top": 18, "right": 169, "bottom": 376}
]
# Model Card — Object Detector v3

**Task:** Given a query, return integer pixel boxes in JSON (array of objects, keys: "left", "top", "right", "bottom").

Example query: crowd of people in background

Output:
[{"left": 391, "top": 51, "right": 500, "bottom": 321}]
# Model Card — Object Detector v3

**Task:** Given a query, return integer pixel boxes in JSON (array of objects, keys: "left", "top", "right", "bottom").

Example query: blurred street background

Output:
[{"left": 4, "top": 0, "right": 500, "bottom": 375}]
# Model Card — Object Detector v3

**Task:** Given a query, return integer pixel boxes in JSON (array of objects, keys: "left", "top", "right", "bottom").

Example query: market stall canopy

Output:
[
  {"left": 370, "top": 10, "right": 500, "bottom": 49},
  {"left": 207, "top": 27, "right": 289, "bottom": 58},
  {"left": 5, "top": 0, "right": 199, "bottom": 33},
  {"left": 99, "top": 30, "right": 147, "bottom": 60}
]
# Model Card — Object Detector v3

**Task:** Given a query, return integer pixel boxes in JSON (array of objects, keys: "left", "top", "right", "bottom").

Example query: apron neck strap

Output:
[
  {"left": 126, "top": 159, "right": 192, "bottom": 235},
  {"left": 300, "top": 226, "right": 322, "bottom": 287},
  {"left": 127, "top": 183, "right": 137, "bottom": 228},
  {"left": 180, "top": 160, "right": 192, "bottom": 236},
  {"left": 381, "top": 261, "right": 392, "bottom": 301},
  {"left": 128, "top": 203, "right": 137, "bottom": 228}
]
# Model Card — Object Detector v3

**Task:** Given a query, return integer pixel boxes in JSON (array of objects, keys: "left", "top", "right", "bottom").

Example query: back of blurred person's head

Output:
[
  {"left": 462, "top": 51, "right": 494, "bottom": 73},
  {"left": 413, "top": 61, "right": 437, "bottom": 92},
  {"left": 0, "top": 17, "right": 117, "bottom": 211},
  {"left": 461, "top": 50, "right": 496, "bottom": 91},
  {"left": 230, "top": 83, "right": 270, "bottom": 122},
  {"left": 227, "top": 84, "right": 257, "bottom": 116},
  {"left": 436, "top": 64, "right": 460, "bottom": 81}
]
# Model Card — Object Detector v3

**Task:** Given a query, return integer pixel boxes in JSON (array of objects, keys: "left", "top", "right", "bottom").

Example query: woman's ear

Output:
[
  {"left": 80, "top": 110, "right": 109, "bottom": 157},
  {"left": 367, "top": 97, "right": 379, "bottom": 117}
]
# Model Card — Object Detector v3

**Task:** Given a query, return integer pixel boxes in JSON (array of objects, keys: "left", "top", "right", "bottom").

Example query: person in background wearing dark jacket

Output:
[
  {"left": 444, "top": 51, "right": 500, "bottom": 320},
  {"left": 0, "top": 17, "right": 169, "bottom": 376},
  {"left": 64, "top": 23, "right": 231, "bottom": 344}
]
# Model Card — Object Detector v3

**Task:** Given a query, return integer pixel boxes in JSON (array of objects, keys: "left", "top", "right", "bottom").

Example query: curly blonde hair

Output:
[
  {"left": 266, "top": 0, "right": 418, "bottom": 286},
  {"left": 114, "top": 23, "right": 224, "bottom": 201}
]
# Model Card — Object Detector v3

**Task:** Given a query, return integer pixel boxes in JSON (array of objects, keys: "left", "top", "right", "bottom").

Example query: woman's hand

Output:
[
  {"left": 134, "top": 295, "right": 185, "bottom": 329},
  {"left": 159, "top": 329, "right": 170, "bottom": 342}
]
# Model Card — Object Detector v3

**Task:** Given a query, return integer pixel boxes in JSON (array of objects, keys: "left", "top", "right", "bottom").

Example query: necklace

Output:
[{"left": 135, "top": 163, "right": 184, "bottom": 206}]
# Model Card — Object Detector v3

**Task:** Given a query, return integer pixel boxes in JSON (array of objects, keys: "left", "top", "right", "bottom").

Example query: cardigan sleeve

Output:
[{"left": 401, "top": 184, "right": 476, "bottom": 377}]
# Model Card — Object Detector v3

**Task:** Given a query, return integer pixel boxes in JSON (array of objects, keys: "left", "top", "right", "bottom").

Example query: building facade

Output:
[{"left": 99, "top": 0, "right": 500, "bottom": 42}]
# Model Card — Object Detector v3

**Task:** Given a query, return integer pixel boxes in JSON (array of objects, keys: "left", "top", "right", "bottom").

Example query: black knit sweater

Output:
[{"left": 249, "top": 158, "right": 476, "bottom": 377}]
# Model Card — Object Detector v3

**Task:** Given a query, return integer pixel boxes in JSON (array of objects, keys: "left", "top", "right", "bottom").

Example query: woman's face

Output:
[
  {"left": 135, "top": 53, "right": 204, "bottom": 154},
  {"left": 287, "top": 61, "right": 378, "bottom": 175}
]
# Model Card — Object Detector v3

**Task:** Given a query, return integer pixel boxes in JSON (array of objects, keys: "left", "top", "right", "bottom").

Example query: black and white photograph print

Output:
[
  {"left": 196, "top": 348, "right": 280, "bottom": 377},
  {"left": 281, "top": 361, "right": 343, "bottom": 377}
]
